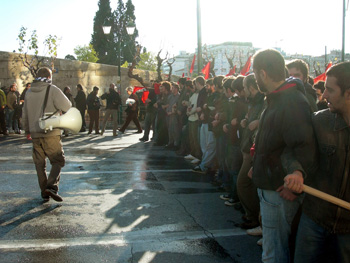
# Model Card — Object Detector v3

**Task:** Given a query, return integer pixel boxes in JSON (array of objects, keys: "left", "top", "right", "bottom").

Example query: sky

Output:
[{"left": 0, "top": 0, "right": 349, "bottom": 59}]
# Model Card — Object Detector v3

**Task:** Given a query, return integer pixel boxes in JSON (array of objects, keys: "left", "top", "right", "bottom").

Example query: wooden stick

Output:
[{"left": 303, "top": 185, "right": 350, "bottom": 211}]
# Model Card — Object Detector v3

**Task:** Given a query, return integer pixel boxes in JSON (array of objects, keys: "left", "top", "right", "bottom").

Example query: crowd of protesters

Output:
[{"left": 1, "top": 48, "right": 350, "bottom": 262}]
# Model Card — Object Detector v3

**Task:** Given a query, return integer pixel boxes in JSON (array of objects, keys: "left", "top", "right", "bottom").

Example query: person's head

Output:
[
  {"left": 171, "top": 83, "right": 179, "bottom": 95},
  {"left": 185, "top": 80, "right": 194, "bottom": 91},
  {"left": 37, "top": 67, "right": 52, "bottom": 80},
  {"left": 252, "top": 49, "right": 286, "bottom": 93},
  {"left": 77, "top": 84, "right": 83, "bottom": 91},
  {"left": 213, "top": 75, "right": 225, "bottom": 91},
  {"left": 243, "top": 74, "right": 260, "bottom": 99},
  {"left": 313, "top": 81, "right": 325, "bottom": 102},
  {"left": 93, "top": 86, "right": 99, "bottom": 95},
  {"left": 206, "top": 78, "right": 214, "bottom": 93},
  {"left": 223, "top": 77, "right": 235, "bottom": 98},
  {"left": 286, "top": 59, "right": 309, "bottom": 83},
  {"left": 160, "top": 81, "right": 171, "bottom": 94},
  {"left": 178, "top": 77, "right": 186, "bottom": 89},
  {"left": 125, "top": 86, "right": 133, "bottom": 95},
  {"left": 232, "top": 76, "right": 245, "bottom": 98},
  {"left": 25, "top": 83, "right": 31, "bottom": 89},
  {"left": 9, "top": 84, "right": 16, "bottom": 92},
  {"left": 194, "top": 76, "right": 205, "bottom": 90},
  {"left": 109, "top": 83, "right": 116, "bottom": 91},
  {"left": 64, "top": 86, "right": 71, "bottom": 94},
  {"left": 323, "top": 62, "right": 350, "bottom": 114}
]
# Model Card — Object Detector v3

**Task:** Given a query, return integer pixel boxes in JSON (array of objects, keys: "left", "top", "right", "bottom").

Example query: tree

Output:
[
  {"left": 122, "top": 0, "right": 138, "bottom": 64},
  {"left": 74, "top": 44, "right": 99, "bottom": 63},
  {"left": 16, "top": 26, "right": 59, "bottom": 77},
  {"left": 137, "top": 52, "right": 157, "bottom": 71},
  {"left": 91, "top": 0, "right": 114, "bottom": 64}
]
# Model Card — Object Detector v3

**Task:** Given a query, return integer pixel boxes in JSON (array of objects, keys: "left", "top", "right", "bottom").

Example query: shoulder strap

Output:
[{"left": 42, "top": 85, "right": 51, "bottom": 117}]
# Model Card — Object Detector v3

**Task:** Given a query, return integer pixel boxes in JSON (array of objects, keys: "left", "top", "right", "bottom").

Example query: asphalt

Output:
[{"left": 0, "top": 130, "right": 262, "bottom": 263}]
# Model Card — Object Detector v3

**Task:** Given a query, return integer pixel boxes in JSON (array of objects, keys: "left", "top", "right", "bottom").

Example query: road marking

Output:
[{"left": 0, "top": 228, "right": 246, "bottom": 251}]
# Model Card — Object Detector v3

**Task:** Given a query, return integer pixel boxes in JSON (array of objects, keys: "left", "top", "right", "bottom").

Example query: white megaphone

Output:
[{"left": 39, "top": 107, "right": 82, "bottom": 134}]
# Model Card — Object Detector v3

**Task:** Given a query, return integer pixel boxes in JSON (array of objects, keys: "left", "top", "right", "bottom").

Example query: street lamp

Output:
[{"left": 103, "top": 19, "right": 135, "bottom": 123}]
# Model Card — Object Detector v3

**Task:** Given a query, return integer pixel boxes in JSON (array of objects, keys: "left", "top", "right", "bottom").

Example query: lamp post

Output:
[
  {"left": 103, "top": 19, "right": 135, "bottom": 123},
  {"left": 102, "top": 19, "right": 135, "bottom": 87}
]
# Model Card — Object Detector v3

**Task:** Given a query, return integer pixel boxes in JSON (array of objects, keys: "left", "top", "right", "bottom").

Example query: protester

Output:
[
  {"left": 153, "top": 82, "right": 170, "bottom": 145},
  {"left": 22, "top": 67, "right": 71, "bottom": 202},
  {"left": 101, "top": 83, "right": 122, "bottom": 136},
  {"left": 236, "top": 73, "right": 265, "bottom": 231},
  {"left": 6, "top": 84, "right": 19, "bottom": 134},
  {"left": 75, "top": 84, "right": 87, "bottom": 132},
  {"left": 313, "top": 80, "right": 328, "bottom": 110},
  {"left": 139, "top": 85, "right": 157, "bottom": 142},
  {"left": 251, "top": 49, "right": 317, "bottom": 262},
  {"left": 86, "top": 86, "right": 101, "bottom": 135},
  {"left": 0, "top": 88, "right": 8, "bottom": 135},
  {"left": 286, "top": 59, "right": 318, "bottom": 112},
  {"left": 165, "top": 83, "right": 180, "bottom": 149},
  {"left": 119, "top": 86, "right": 142, "bottom": 134},
  {"left": 285, "top": 62, "right": 350, "bottom": 263}
]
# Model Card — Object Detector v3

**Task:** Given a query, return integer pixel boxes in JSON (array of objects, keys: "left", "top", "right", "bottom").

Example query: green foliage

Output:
[
  {"left": 74, "top": 44, "right": 99, "bottom": 63},
  {"left": 16, "top": 26, "right": 59, "bottom": 77},
  {"left": 91, "top": 0, "right": 138, "bottom": 66},
  {"left": 121, "top": 61, "right": 129, "bottom": 68},
  {"left": 137, "top": 52, "right": 157, "bottom": 71}
]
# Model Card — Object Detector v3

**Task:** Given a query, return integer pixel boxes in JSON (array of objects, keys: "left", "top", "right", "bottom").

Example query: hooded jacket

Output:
[
  {"left": 22, "top": 80, "right": 71, "bottom": 138},
  {"left": 252, "top": 78, "right": 317, "bottom": 190}
]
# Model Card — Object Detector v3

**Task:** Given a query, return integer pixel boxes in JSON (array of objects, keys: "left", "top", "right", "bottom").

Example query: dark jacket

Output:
[
  {"left": 240, "top": 92, "right": 265, "bottom": 153},
  {"left": 212, "top": 92, "right": 228, "bottom": 138},
  {"left": 75, "top": 90, "right": 87, "bottom": 111},
  {"left": 197, "top": 87, "right": 207, "bottom": 123},
  {"left": 226, "top": 96, "right": 248, "bottom": 145},
  {"left": 252, "top": 78, "right": 317, "bottom": 191},
  {"left": 303, "top": 110, "right": 350, "bottom": 233},
  {"left": 126, "top": 93, "right": 139, "bottom": 113},
  {"left": 86, "top": 92, "right": 101, "bottom": 110},
  {"left": 101, "top": 89, "right": 121, "bottom": 110},
  {"left": 304, "top": 82, "right": 318, "bottom": 112}
]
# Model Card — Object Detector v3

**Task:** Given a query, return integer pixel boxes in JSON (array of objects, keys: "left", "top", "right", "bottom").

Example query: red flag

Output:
[
  {"left": 226, "top": 65, "right": 236, "bottom": 76},
  {"left": 154, "top": 83, "right": 161, "bottom": 94},
  {"left": 240, "top": 56, "right": 252, "bottom": 76},
  {"left": 314, "top": 62, "right": 332, "bottom": 84},
  {"left": 190, "top": 54, "right": 196, "bottom": 74},
  {"left": 182, "top": 73, "right": 185, "bottom": 77},
  {"left": 201, "top": 62, "right": 211, "bottom": 79},
  {"left": 132, "top": 86, "right": 149, "bottom": 103}
]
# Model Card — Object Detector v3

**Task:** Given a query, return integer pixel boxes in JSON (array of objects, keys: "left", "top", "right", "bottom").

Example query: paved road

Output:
[{"left": 0, "top": 131, "right": 262, "bottom": 263}]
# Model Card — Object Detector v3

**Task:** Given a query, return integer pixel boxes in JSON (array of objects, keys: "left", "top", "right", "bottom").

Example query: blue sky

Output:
[{"left": 0, "top": 0, "right": 349, "bottom": 59}]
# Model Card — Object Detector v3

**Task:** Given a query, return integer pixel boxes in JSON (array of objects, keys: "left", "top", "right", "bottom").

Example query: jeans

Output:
[
  {"left": 142, "top": 111, "right": 155, "bottom": 140},
  {"left": 199, "top": 124, "right": 216, "bottom": 171},
  {"left": 6, "top": 108, "right": 18, "bottom": 132},
  {"left": 258, "top": 188, "right": 303, "bottom": 263},
  {"left": 294, "top": 213, "right": 350, "bottom": 263}
]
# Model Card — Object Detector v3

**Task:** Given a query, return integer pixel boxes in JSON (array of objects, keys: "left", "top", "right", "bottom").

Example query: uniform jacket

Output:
[
  {"left": 252, "top": 78, "right": 317, "bottom": 190},
  {"left": 303, "top": 110, "right": 350, "bottom": 233}
]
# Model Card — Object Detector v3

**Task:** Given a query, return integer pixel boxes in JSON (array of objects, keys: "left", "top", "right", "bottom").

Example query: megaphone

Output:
[{"left": 39, "top": 107, "right": 82, "bottom": 134}]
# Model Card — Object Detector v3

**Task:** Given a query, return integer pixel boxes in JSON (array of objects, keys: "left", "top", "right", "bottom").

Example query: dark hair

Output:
[
  {"left": 194, "top": 76, "right": 205, "bottom": 86},
  {"left": 313, "top": 81, "right": 325, "bottom": 93},
  {"left": 161, "top": 81, "right": 172, "bottom": 92},
  {"left": 232, "top": 76, "right": 245, "bottom": 92},
  {"left": 64, "top": 86, "right": 71, "bottom": 94},
  {"left": 223, "top": 77, "right": 235, "bottom": 92},
  {"left": 37, "top": 67, "right": 52, "bottom": 78},
  {"left": 213, "top": 75, "right": 225, "bottom": 89},
  {"left": 206, "top": 78, "right": 214, "bottom": 86},
  {"left": 26, "top": 83, "right": 31, "bottom": 88},
  {"left": 253, "top": 49, "right": 286, "bottom": 82},
  {"left": 93, "top": 86, "right": 99, "bottom": 91},
  {"left": 185, "top": 80, "right": 194, "bottom": 89},
  {"left": 244, "top": 74, "right": 258, "bottom": 90},
  {"left": 77, "top": 84, "right": 83, "bottom": 91},
  {"left": 178, "top": 77, "right": 187, "bottom": 85},
  {"left": 286, "top": 59, "right": 309, "bottom": 82},
  {"left": 172, "top": 83, "right": 179, "bottom": 91},
  {"left": 326, "top": 62, "right": 350, "bottom": 95}
]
